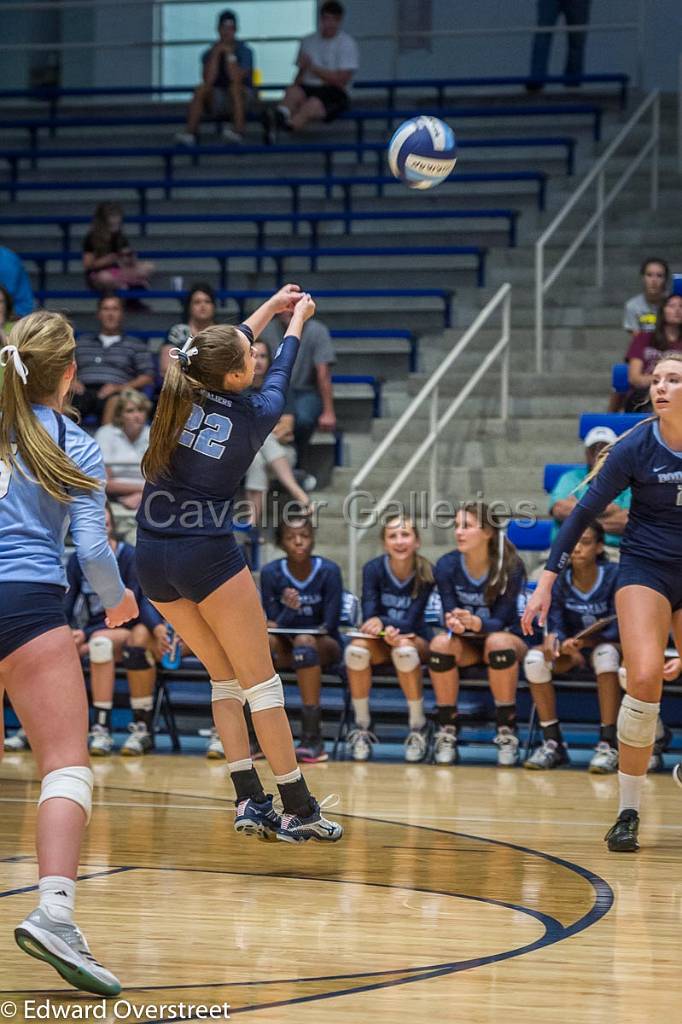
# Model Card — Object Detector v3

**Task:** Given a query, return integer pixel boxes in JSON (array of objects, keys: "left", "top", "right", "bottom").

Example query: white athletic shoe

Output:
[
  {"left": 88, "top": 724, "right": 113, "bottom": 757},
  {"left": 221, "top": 125, "right": 244, "bottom": 143},
  {"left": 347, "top": 727, "right": 376, "bottom": 762},
  {"left": 404, "top": 724, "right": 430, "bottom": 763},
  {"left": 589, "top": 741, "right": 619, "bottom": 774},
  {"left": 4, "top": 727, "right": 30, "bottom": 751},
  {"left": 494, "top": 727, "right": 520, "bottom": 766},
  {"left": 432, "top": 725, "right": 458, "bottom": 765},
  {"left": 15, "top": 907, "right": 121, "bottom": 996},
  {"left": 175, "top": 131, "right": 197, "bottom": 147},
  {"left": 206, "top": 726, "right": 225, "bottom": 760},
  {"left": 673, "top": 763, "right": 682, "bottom": 788},
  {"left": 120, "top": 722, "right": 154, "bottom": 757}
]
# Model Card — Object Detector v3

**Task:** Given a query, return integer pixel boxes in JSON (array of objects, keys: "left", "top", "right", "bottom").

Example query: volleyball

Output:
[{"left": 387, "top": 115, "right": 457, "bottom": 189}]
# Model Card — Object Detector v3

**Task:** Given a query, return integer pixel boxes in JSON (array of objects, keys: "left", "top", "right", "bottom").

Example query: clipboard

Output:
[
  {"left": 267, "top": 627, "right": 328, "bottom": 636},
  {"left": 343, "top": 630, "right": 416, "bottom": 640},
  {"left": 573, "top": 615, "right": 617, "bottom": 642}
]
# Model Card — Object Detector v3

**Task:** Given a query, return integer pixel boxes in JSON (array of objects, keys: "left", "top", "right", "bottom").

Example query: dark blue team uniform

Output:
[
  {"left": 547, "top": 420, "right": 682, "bottom": 609},
  {"left": 65, "top": 542, "right": 162, "bottom": 637},
  {"left": 136, "top": 327, "right": 300, "bottom": 603},
  {"left": 260, "top": 557, "right": 343, "bottom": 639},
  {"left": 434, "top": 550, "right": 525, "bottom": 633},
  {"left": 361, "top": 555, "right": 434, "bottom": 638},
  {"left": 547, "top": 562, "right": 619, "bottom": 643}
]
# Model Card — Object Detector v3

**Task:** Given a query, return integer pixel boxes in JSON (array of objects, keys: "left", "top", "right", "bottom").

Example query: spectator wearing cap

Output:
[
  {"left": 549, "top": 427, "right": 630, "bottom": 555},
  {"left": 176, "top": 9, "right": 255, "bottom": 145},
  {"left": 264, "top": 0, "right": 358, "bottom": 140},
  {"left": 0, "top": 244, "right": 35, "bottom": 317}
]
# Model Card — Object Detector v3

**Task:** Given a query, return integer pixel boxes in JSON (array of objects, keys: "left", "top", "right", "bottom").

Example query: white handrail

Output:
[
  {"left": 534, "top": 90, "right": 659, "bottom": 373},
  {"left": 347, "top": 283, "right": 511, "bottom": 594}
]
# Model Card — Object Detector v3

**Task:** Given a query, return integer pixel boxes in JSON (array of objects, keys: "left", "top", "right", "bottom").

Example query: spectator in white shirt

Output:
[
  {"left": 265, "top": 1, "right": 359, "bottom": 140},
  {"left": 95, "top": 389, "right": 151, "bottom": 511}
]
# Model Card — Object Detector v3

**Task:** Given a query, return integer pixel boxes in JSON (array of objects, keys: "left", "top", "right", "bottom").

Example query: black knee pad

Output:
[
  {"left": 488, "top": 648, "right": 517, "bottom": 670},
  {"left": 122, "top": 645, "right": 155, "bottom": 671},
  {"left": 429, "top": 651, "right": 457, "bottom": 673}
]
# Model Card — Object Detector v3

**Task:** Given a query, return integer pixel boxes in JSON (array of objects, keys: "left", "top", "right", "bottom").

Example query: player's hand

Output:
[
  {"left": 561, "top": 636, "right": 582, "bottom": 655},
  {"left": 281, "top": 587, "right": 301, "bottom": 610},
  {"left": 153, "top": 623, "right": 172, "bottom": 656},
  {"left": 361, "top": 617, "right": 384, "bottom": 636},
  {"left": 317, "top": 409, "right": 336, "bottom": 432},
  {"left": 105, "top": 588, "right": 138, "bottom": 628},
  {"left": 444, "top": 610, "right": 464, "bottom": 634},
  {"left": 542, "top": 632, "right": 560, "bottom": 661},
  {"left": 383, "top": 625, "right": 400, "bottom": 646},
  {"left": 292, "top": 293, "right": 316, "bottom": 323},
  {"left": 454, "top": 609, "right": 482, "bottom": 633},
  {"left": 663, "top": 657, "right": 681, "bottom": 682},
  {"left": 521, "top": 572, "right": 555, "bottom": 634},
  {"left": 270, "top": 283, "right": 303, "bottom": 314}
]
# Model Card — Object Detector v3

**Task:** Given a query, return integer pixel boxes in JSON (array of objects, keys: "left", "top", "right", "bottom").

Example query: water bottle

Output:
[{"left": 161, "top": 625, "right": 182, "bottom": 670}]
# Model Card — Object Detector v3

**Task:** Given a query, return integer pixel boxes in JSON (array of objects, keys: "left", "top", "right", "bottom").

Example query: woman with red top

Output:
[{"left": 625, "top": 294, "right": 682, "bottom": 411}]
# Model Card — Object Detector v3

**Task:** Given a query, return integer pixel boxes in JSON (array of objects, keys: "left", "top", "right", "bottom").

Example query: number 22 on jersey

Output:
[{"left": 179, "top": 404, "right": 233, "bottom": 460}]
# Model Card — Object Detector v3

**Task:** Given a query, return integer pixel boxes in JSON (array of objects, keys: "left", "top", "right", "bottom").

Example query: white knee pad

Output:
[
  {"left": 39, "top": 765, "right": 94, "bottom": 824},
  {"left": 618, "top": 666, "right": 627, "bottom": 691},
  {"left": 88, "top": 635, "right": 113, "bottom": 664},
  {"left": 244, "top": 673, "right": 284, "bottom": 713},
  {"left": 345, "top": 644, "right": 371, "bottom": 671},
  {"left": 617, "top": 694, "right": 660, "bottom": 748},
  {"left": 524, "top": 648, "right": 552, "bottom": 684},
  {"left": 390, "top": 645, "right": 421, "bottom": 673},
  {"left": 211, "top": 678, "right": 246, "bottom": 705},
  {"left": 591, "top": 643, "right": 620, "bottom": 676}
]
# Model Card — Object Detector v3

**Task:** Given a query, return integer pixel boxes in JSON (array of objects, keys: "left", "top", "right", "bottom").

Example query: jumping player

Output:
[
  {"left": 0, "top": 312, "right": 137, "bottom": 994},
  {"left": 344, "top": 517, "right": 434, "bottom": 763},
  {"left": 523, "top": 353, "right": 682, "bottom": 852},
  {"left": 523, "top": 522, "right": 622, "bottom": 773},
  {"left": 135, "top": 284, "right": 342, "bottom": 843},
  {"left": 429, "top": 503, "right": 526, "bottom": 766}
]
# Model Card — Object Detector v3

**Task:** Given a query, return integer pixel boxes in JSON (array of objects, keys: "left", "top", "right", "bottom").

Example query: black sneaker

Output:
[{"left": 604, "top": 809, "right": 640, "bottom": 852}]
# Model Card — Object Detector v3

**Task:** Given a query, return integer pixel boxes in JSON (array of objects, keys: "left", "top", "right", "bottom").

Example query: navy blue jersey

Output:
[
  {"left": 64, "top": 541, "right": 161, "bottom": 634},
  {"left": 547, "top": 420, "right": 682, "bottom": 572},
  {"left": 137, "top": 328, "right": 299, "bottom": 537},
  {"left": 361, "top": 555, "right": 434, "bottom": 637},
  {"left": 434, "top": 550, "right": 525, "bottom": 633},
  {"left": 547, "top": 562, "right": 619, "bottom": 642},
  {"left": 260, "top": 556, "right": 343, "bottom": 637}
]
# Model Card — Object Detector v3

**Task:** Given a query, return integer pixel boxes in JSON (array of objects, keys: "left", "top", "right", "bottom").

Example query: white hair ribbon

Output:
[
  {"left": 0, "top": 344, "right": 29, "bottom": 384},
  {"left": 168, "top": 335, "right": 199, "bottom": 370}
]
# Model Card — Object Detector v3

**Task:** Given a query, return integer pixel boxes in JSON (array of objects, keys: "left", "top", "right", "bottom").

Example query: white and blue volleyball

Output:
[{"left": 388, "top": 116, "right": 457, "bottom": 190}]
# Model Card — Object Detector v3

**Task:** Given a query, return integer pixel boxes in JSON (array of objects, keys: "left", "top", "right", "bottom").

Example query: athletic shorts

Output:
[
  {"left": 301, "top": 84, "right": 350, "bottom": 122},
  {"left": 0, "top": 582, "right": 68, "bottom": 663},
  {"left": 617, "top": 554, "right": 682, "bottom": 612},
  {"left": 135, "top": 528, "right": 247, "bottom": 604}
]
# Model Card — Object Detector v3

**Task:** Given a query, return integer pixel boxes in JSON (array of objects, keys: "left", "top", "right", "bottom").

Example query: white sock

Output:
[
  {"left": 407, "top": 699, "right": 426, "bottom": 730},
  {"left": 618, "top": 771, "right": 645, "bottom": 814},
  {"left": 228, "top": 758, "right": 253, "bottom": 773},
  {"left": 39, "top": 875, "right": 75, "bottom": 925},
  {"left": 274, "top": 768, "right": 301, "bottom": 785},
  {"left": 352, "top": 697, "right": 371, "bottom": 729},
  {"left": 130, "top": 696, "right": 153, "bottom": 712},
  {"left": 277, "top": 104, "right": 291, "bottom": 122}
]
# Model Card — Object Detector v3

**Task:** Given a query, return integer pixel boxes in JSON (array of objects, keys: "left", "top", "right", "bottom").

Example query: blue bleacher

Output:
[
  {"left": 612, "top": 363, "right": 629, "bottom": 393},
  {"left": 578, "top": 412, "right": 649, "bottom": 438}
]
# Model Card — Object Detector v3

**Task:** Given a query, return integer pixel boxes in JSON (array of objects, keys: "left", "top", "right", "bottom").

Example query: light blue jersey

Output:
[{"left": 0, "top": 404, "right": 124, "bottom": 608}]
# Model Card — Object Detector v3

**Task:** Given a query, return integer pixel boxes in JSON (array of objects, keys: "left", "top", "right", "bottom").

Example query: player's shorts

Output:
[
  {"left": 135, "top": 528, "right": 247, "bottom": 604},
  {"left": 0, "top": 582, "right": 68, "bottom": 662},
  {"left": 617, "top": 554, "right": 682, "bottom": 611},
  {"left": 300, "top": 84, "right": 350, "bottom": 122}
]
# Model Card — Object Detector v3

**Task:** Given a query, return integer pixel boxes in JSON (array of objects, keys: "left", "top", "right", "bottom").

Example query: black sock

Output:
[
  {"left": 541, "top": 721, "right": 562, "bottom": 744},
  {"left": 278, "top": 776, "right": 316, "bottom": 818},
  {"left": 600, "top": 723, "right": 617, "bottom": 747},
  {"left": 133, "top": 708, "right": 154, "bottom": 733},
  {"left": 495, "top": 704, "right": 517, "bottom": 730},
  {"left": 437, "top": 705, "right": 458, "bottom": 728},
  {"left": 301, "top": 704, "right": 322, "bottom": 742},
  {"left": 231, "top": 768, "right": 266, "bottom": 803},
  {"left": 92, "top": 705, "right": 112, "bottom": 730}
]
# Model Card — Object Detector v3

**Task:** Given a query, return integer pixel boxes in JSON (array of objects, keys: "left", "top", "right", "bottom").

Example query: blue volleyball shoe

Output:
[
  {"left": 234, "top": 795, "right": 281, "bottom": 841},
  {"left": 276, "top": 799, "right": 343, "bottom": 844}
]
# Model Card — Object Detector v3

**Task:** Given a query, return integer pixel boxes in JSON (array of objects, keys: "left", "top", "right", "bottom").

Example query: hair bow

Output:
[
  {"left": 0, "top": 344, "right": 29, "bottom": 384},
  {"left": 168, "top": 335, "right": 199, "bottom": 371}
]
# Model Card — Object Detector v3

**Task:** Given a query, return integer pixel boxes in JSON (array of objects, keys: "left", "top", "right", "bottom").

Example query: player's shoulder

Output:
[
  {"left": 319, "top": 555, "right": 342, "bottom": 577},
  {"left": 260, "top": 557, "right": 282, "bottom": 580},
  {"left": 612, "top": 419, "right": 656, "bottom": 458},
  {"left": 602, "top": 560, "right": 620, "bottom": 586},
  {"left": 363, "top": 554, "right": 383, "bottom": 574},
  {"left": 435, "top": 549, "right": 460, "bottom": 573}
]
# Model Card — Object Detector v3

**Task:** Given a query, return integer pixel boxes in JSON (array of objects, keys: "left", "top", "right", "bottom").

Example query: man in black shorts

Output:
[{"left": 264, "top": 1, "right": 358, "bottom": 141}]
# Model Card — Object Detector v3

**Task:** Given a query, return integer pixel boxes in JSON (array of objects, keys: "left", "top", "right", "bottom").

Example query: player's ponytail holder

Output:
[
  {"left": 168, "top": 336, "right": 199, "bottom": 372},
  {"left": 0, "top": 344, "right": 29, "bottom": 384}
]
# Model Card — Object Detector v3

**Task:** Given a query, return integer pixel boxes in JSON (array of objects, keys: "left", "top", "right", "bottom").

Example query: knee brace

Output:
[
  {"left": 429, "top": 651, "right": 456, "bottom": 673},
  {"left": 39, "top": 765, "right": 94, "bottom": 824},
  {"left": 88, "top": 635, "right": 113, "bottom": 664},
  {"left": 293, "top": 645, "right": 320, "bottom": 668},
  {"left": 488, "top": 648, "right": 517, "bottom": 670},
  {"left": 345, "top": 644, "right": 371, "bottom": 671},
  {"left": 591, "top": 643, "right": 620, "bottom": 676},
  {"left": 617, "top": 693, "right": 660, "bottom": 748},
  {"left": 618, "top": 666, "right": 628, "bottom": 691},
  {"left": 211, "top": 678, "right": 245, "bottom": 705},
  {"left": 244, "top": 673, "right": 285, "bottom": 713},
  {"left": 524, "top": 648, "right": 552, "bottom": 684},
  {"left": 121, "top": 644, "right": 155, "bottom": 671},
  {"left": 391, "top": 645, "right": 421, "bottom": 673}
]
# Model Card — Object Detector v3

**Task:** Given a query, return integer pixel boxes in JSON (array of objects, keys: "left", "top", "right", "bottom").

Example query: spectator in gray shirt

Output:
[{"left": 623, "top": 258, "right": 669, "bottom": 336}]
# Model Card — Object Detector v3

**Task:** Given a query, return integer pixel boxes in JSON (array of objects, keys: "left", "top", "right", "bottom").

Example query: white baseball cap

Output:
[{"left": 584, "top": 426, "right": 617, "bottom": 449}]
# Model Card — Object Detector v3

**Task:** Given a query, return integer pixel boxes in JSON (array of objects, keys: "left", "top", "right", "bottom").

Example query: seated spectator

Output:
[
  {"left": 176, "top": 9, "right": 255, "bottom": 145},
  {"left": 261, "top": 517, "right": 343, "bottom": 763},
  {"left": 0, "top": 244, "right": 34, "bottom": 317},
  {"left": 73, "top": 293, "right": 154, "bottom": 425},
  {"left": 623, "top": 257, "right": 669, "bottom": 336},
  {"left": 95, "top": 388, "right": 151, "bottom": 511},
  {"left": 625, "top": 293, "right": 682, "bottom": 411},
  {"left": 66, "top": 505, "right": 170, "bottom": 757},
  {"left": 265, "top": 1, "right": 358, "bottom": 141},
  {"left": 82, "top": 202, "right": 155, "bottom": 300},
  {"left": 245, "top": 340, "right": 314, "bottom": 526},
  {"left": 260, "top": 308, "right": 336, "bottom": 468},
  {"left": 158, "top": 282, "right": 218, "bottom": 378},
  {"left": 549, "top": 427, "right": 630, "bottom": 554}
]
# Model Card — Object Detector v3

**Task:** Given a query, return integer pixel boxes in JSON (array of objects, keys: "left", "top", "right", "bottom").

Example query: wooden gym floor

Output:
[{"left": 1, "top": 753, "right": 680, "bottom": 1023}]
